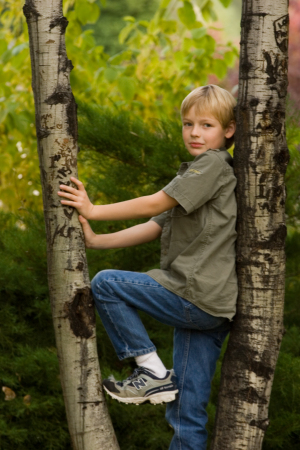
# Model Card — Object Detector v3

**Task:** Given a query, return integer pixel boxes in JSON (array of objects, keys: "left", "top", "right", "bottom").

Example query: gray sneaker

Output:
[{"left": 103, "top": 367, "right": 178, "bottom": 405}]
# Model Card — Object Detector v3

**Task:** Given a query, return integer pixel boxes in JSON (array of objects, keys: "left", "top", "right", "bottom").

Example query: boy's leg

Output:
[
  {"left": 166, "top": 328, "right": 229, "bottom": 450},
  {"left": 91, "top": 269, "right": 227, "bottom": 360}
]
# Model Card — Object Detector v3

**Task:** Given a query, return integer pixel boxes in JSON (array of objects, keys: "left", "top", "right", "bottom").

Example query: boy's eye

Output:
[
  {"left": 204, "top": 123, "right": 212, "bottom": 127},
  {"left": 183, "top": 122, "right": 192, "bottom": 126}
]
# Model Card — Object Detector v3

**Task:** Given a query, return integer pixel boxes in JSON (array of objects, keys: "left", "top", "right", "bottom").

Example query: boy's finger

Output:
[
  {"left": 78, "top": 215, "right": 88, "bottom": 224},
  {"left": 70, "top": 177, "right": 85, "bottom": 191},
  {"left": 59, "top": 184, "right": 78, "bottom": 194}
]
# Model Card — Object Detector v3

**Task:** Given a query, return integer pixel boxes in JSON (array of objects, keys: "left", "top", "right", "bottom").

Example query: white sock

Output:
[{"left": 135, "top": 351, "right": 167, "bottom": 378}]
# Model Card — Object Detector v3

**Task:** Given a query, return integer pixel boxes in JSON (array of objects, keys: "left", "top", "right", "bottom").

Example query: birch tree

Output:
[
  {"left": 23, "top": 1, "right": 119, "bottom": 448},
  {"left": 211, "top": 0, "right": 289, "bottom": 448}
]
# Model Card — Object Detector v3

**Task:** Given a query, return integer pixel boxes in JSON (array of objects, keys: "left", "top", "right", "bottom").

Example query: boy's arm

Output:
[
  {"left": 58, "top": 177, "right": 178, "bottom": 220},
  {"left": 78, "top": 215, "right": 162, "bottom": 249}
]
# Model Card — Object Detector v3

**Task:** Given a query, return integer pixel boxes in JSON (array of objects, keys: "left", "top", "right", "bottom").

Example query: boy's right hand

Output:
[{"left": 78, "top": 215, "right": 97, "bottom": 249}]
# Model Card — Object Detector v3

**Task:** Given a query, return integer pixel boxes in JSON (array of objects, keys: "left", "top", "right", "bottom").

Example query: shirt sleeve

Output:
[
  {"left": 149, "top": 211, "right": 168, "bottom": 228},
  {"left": 162, "top": 152, "right": 224, "bottom": 214}
]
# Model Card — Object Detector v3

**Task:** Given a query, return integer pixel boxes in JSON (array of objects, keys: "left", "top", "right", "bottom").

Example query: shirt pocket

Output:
[{"left": 170, "top": 207, "right": 199, "bottom": 243}]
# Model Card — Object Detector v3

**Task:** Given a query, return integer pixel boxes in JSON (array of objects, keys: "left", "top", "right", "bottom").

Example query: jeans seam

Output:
[
  {"left": 98, "top": 278, "right": 165, "bottom": 288},
  {"left": 175, "top": 329, "right": 190, "bottom": 450},
  {"left": 101, "top": 301, "right": 130, "bottom": 355}
]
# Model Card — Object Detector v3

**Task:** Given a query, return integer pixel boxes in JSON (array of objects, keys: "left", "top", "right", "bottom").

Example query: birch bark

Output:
[
  {"left": 211, "top": 0, "right": 289, "bottom": 448},
  {"left": 23, "top": 1, "right": 119, "bottom": 448}
]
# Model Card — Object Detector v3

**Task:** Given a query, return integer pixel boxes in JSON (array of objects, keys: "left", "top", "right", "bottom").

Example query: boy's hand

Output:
[
  {"left": 58, "top": 177, "right": 94, "bottom": 219},
  {"left": 78, "top": 215, "right": 97, "bottom": 249}
]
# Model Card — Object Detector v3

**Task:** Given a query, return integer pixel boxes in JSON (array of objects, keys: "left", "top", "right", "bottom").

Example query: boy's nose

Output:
[{"left": 191, "top": 126, "right": 201, "bottom": 137}]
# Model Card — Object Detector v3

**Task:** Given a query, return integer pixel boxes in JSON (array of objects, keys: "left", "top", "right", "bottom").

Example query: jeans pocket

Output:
[{"left": 184, "top": 303, "right": 228, "bottom": 331}]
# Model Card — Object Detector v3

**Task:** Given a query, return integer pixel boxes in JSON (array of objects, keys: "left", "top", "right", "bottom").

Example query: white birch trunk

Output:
[
  {"left": 211, "top": 0, "right": 289, "bottom": 448},
  {"left": 23, "top": 1, "right": 119, "bottom": 448}
]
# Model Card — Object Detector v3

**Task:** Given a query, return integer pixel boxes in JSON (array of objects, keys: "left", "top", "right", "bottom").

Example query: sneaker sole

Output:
[{"left": 103, "top": 386, "right": 178, "bottom": 405}]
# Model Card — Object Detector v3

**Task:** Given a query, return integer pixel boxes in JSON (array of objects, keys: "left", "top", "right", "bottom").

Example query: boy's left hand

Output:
[{"left": 57, "top": 177, "right": 94, "bottom": 219}]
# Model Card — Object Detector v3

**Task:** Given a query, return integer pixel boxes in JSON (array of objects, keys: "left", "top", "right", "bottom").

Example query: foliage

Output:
[
  {"left": 2, "top": 102, "right": 300, "bottom": 448},
  {"left": 0, "top": 0, "right": 237, "bottom": 212}
]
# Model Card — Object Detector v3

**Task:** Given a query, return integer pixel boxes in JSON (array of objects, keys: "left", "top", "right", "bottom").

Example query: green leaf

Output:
[
  {"left": 11, "top": 43, "right": 28, "bottom": 56},
  {"left": 118, "top": 77, "right": 136, "bottom": 101},
  {"left": 160, "top": 20, "right": 177, "bottom": 34},
  {"left": 224, "top": 51, "right": 236, "bottom": 67},
  {"left": 212, "top": 59, "right": 228, "bottom": 79},
  {"left": 108, "top": 50, "right": 132, "bottom": 66},
  {"left": 104, "top": 68, "right": 118, "bottom": 83},
  {"left": 202, "top": 35, "right": 216, "bottom": 55},
  {"left": 218, "top": 0, "right": 232, "bottom": 7},
  {"left": 191, "top": 27, "right": 207, "bottom": 40},
  {"left": 99, "top": 0, "right": 106, "bottom": 5},
  {"left": 159, "top": 0, "right": 172, "bottom": 8},
  {"left": 138, "top": 20, "right": 149, "bottom": 28},
  {"left": 119, "top": 23, "right": 135, "bottom": 44},
  {"left": 123, "top": 16, "right": 136, "bottom": 23},
  {"left": 178, "top": 1, "right": 196, "bottom": 29},
  {"left": 74, "top": 1, "right": 100, "bottom": 25},
  {"left": 202, "top": 1, "right": 218, "bottom": 22}
]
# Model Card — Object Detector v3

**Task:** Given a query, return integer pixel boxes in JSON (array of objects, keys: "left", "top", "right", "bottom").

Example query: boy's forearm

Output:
[
  {"left": 88, "top": 192, "right": 177, "bottom": 221},
  {"left": 89, "top": 221, "right": 162, "bottom": 250}
]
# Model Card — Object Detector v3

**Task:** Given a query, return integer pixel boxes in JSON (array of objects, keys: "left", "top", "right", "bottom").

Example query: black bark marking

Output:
[
  {"left": 64, "top": 287, "right": 95, "bottom": 339},
  {"left": 250, "top": 418, "right": 270, "bottom": 431},
  {"left": 256, "top": 107, "right": 285, "bottom": 137},
  {"left": 63, "top": 208, "right": 75, "bottom": 220},
  {"left": 249, "top": 98, "right": 259, "bottom": 107},
  {"left": 273, "top": 147, "right": 290, "bottom": 171},
  {"left": 52, "top": 223, "right": 76, "bottom": 244},
  {"left": 228, "top": 342, "right": 275, "bottom": 380},
  {"left": 49, "top": 16, "right": 68, "bottom": 34},
  {"left": 23, "top": 0, "right": 40, "bottom": 20},
  {"left": 239, "top": 387, "right": 269, "bottom": 405},
  {"left": 66, "top": 257, "right": 74, "bottom": 271},
  {"left": 45, "top": 86, "right": 71, "bottom": 105},
  {"left": 49, "top": 154, "right": 61, "bottom": 168},
  {"left": 37, "top": 128, "right": 51, "bottom": 139},
  {"left": 76, "top": 262, "right": 84, "bottom": 271},
  {"left": 66, "top": 95, "right": 78, "bottom": 141},
  {"left": 263, "top": 50, "right": 288, "bottom": 98},
  {"left": 57, "top": 167, "right": 69, "bottom": 178},
  {"left": 274, "top": 15, "right": 289, "bottom": 53},
  {"left": 257, "top": 224, "right": 287, "bottom": 249}
]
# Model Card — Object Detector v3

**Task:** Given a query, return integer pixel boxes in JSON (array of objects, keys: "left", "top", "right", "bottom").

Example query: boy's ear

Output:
[{"left": 225, "top": 121, "right": 236, "bottom": 139}]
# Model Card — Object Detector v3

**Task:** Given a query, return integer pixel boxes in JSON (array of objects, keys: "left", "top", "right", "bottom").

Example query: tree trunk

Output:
[
  {"left": 211, "top": 0, "right": 289, "bottom": 449},
  {"left": 23, "top": 1, "right": 119, "bottom": 448}
]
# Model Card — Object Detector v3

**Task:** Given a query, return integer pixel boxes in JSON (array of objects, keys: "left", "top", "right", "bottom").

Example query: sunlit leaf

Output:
[
  {"left": 74, "top": 0, "right": 100, "bottom": 25},
  {"left": 160, "top": 20, "right": 177, "bottom": 34},
  {"left": 104, "top": 68, "right": 118, "bottom": 83},
  {"left": 108, "top": 50, "right": 132, "bottom": 66},
  {"left": 191, "top": 27, "right": 207, "bottom": 40},
  {"left": 202, "top": 1, "right": 218, "bottom": 22},
  {"left": 119, "top": 23, "right": 135, "bottom": 44},
  {"left": 123, "top": 16, "right": 136, "bottom": 23},
  {"left": 212, "top": 58, "right": 228, "bottom": 79},
  {"left": 218, "top": 0, "right": 232, "bottom": 7},
  {"left": 159, "top": 0, "right": 172, "bottom": 8},
  {"left": 118, "top": 77, "right": 136, "bottom": 101},
  {"left": 178, "top": 1, "right": 196, "bottom": 29}
]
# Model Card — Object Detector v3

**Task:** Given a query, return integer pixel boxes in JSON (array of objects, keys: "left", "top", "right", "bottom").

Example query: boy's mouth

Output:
[{"left": 190, "top": 142, "right": 204, "bottom": 148}]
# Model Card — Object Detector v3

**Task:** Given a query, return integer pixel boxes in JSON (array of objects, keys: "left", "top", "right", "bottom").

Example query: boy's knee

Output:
[{"left": 91, "top": 269, "right": 117, "bottom": 296}]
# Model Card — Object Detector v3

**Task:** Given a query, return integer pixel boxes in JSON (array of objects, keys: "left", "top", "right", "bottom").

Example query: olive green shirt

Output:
[{"left": 147, "top": 148, "right": 238, "bottom": 320}]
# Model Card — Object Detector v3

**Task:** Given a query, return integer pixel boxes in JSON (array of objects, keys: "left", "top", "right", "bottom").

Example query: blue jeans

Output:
[{"left": 91, "top": 270, "right": 230, "bottom": 450}]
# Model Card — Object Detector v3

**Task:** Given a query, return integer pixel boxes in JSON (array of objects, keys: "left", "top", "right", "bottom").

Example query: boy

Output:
[{"left": 58, "top": 84, "right": 237, "bottom": 450}]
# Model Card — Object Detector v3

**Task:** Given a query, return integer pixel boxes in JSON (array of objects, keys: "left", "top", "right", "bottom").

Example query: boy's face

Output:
[{"left": 182, "top": 105, "right": 236, "bottom": 157}]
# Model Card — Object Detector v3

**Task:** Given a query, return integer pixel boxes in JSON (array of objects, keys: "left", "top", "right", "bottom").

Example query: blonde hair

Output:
[{"left": 181, "top": 85, "right": 236, "bottom": 148}]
